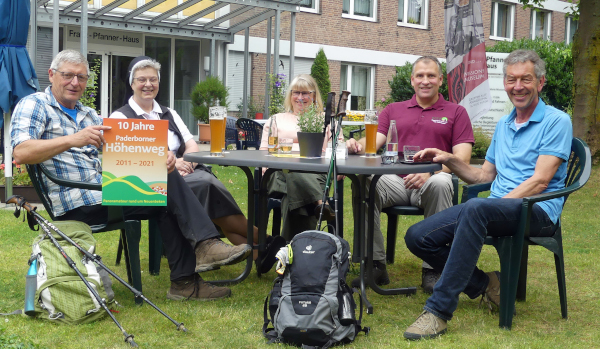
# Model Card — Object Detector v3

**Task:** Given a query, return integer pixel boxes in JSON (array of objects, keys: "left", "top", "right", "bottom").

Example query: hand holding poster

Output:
[{"left": 102, "top": 118, "right": 168, "bottom": 206}]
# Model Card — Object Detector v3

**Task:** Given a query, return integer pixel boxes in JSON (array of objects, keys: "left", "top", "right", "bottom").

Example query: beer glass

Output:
[
  {"left": 364, "top": 109, "right": 378, "bottom": 157},
  {"left": 209, "top": 106, "right": 226, "bottom": 157}
]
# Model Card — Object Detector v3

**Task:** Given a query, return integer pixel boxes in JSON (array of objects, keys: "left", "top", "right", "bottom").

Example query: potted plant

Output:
[
  {"left": 236, "top": 95, "right": 265, "bottom": 119},
  {"left": 0, "top": 161, "right": 39, "bottom": 203},
  {"left": 296, "top": 103, "right": 325, "bottom": 157},
  {"left": 190, "top": 76, "right": 229, "bottom": 142}
]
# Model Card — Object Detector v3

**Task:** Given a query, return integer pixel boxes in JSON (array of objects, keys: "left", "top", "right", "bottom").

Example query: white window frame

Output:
[
  {"left": 530, "top": 9, "right": 551, "bottom": 40},
  {"left": 397, "top": 0, "right": 429, "bottom": 30},
  {"left": 298, "top": 0, "right": 319, "bottom": 14},
  {"left": 342, "top": 0, "right": 378, "bottom": 23},
  {"left": 341, "top": 63, "right": 375, "bottom": 111},
  {"left": 564, "top": 16, "right": 578, "bottom": 44},
  {"left": 489, "top": 1, "right": 514, "bottom": 41}
]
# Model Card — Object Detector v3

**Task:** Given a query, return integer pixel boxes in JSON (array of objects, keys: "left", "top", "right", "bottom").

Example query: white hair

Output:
[{"left": 50, "top": 49, "right": 90, "bottom": 75}]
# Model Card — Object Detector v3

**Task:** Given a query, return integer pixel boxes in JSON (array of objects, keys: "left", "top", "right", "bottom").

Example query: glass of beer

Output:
[
  {"left": 278, "top": 138, "right": 293, "bottom": 154},
  {"left": 209, "top": 106, "right": 226, "bottom": 157},
  {"left": 364, "top": 109, "right": 378, "bottom": 157}
]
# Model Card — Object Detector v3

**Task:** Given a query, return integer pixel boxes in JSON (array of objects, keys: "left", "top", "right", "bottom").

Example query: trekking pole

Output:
[
  {"left": 7, "top": 197, "right": 138, "bottom": 347},
  {"left": 7, "top": 196, "right": 188, "bottom": 333}
]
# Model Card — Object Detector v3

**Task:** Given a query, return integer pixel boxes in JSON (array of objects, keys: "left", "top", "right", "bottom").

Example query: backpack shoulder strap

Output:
[{"left": 262, "top": 295, "right": 278, "bottom": 343}]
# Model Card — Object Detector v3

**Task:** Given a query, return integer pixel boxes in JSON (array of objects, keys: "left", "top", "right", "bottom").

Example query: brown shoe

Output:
[
  {"left": 195, "top": 238, "right": 252, "bottom": 273},
  {"left": 167, "top": 274, "right": 231, "bottom": 301},
  {"left": 404, "top": 311, "right": 447, "bottom": 340},
  {"left": 480, "top": 271, "right": 501, "bottom": 313}
]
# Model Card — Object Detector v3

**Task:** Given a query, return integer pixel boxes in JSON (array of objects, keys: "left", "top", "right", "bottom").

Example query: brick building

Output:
[{"left": 226, "top": 0, "right": 577, "bottom": 115}]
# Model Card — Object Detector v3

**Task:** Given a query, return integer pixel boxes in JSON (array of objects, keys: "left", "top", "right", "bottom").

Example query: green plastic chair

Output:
[
  {"left": 382, "top": 174, "right": 459, "bottom": 264},
  {"left": 461, "top": 137, "right": 592, "bottom": 329},
  {"left": 26, "top": 163, "right": 162, "bottom": 304}
]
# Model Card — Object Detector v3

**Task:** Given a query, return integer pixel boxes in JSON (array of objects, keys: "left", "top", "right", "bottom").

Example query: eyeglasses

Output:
[
  {"left": 133, "top": 77, "right": 159, "bottom": 84},
  {"left": 292, "top": 90, "right": 314, "bottom": 97},
  {"left": 53, "top": 69, "right": 90, "bottom": 83}
]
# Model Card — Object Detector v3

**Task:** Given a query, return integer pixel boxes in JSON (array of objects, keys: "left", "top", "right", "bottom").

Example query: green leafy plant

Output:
[
  {"left": 0, "top": 161, "right": 32, "bottom": 186},
  {"left": 190, "top": 76, "right": 229, "bottom": 124},
  {"left": 311, "top": 48, "right": 331, "bottom": 98},
  {"left": 472, "top": 126, "right": 492, "bottom": 159},
  {"left": 268, "top": 73, "right": 287, "bottom": 115},
  {"left": 487, "top": 38, "right": 573, "bottom": 112},
  {"left": 79, "top": 57, "right": 101, "bottom": 112},
  {"left": 236, "top": 95, "right": 264, "bottom": 117},
  {"left": 297, "top": 103, "right": 324, "bottom": 133}
]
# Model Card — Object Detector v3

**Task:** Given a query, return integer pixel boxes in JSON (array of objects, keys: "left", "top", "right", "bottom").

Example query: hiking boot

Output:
[
  {"left": 404, "top": 311, "right": 447, "bottom": 340},
  {"left": 480, "top": 271, "right": 501, "bottom": 313},
  {"left": 350, "top": 260, "right": 390, "bottom": 288},
  {"left": 421, "top": 268, "right": 441, "bottom": 294},
  {"left": 167, "top": 274, "right": 231, "bottom": 301},
  {"left": 314, "top": 204, "right": 336, "bottom": 221},
  {"left": 195, "top": 238, "right": 252, "bottom": 273}
]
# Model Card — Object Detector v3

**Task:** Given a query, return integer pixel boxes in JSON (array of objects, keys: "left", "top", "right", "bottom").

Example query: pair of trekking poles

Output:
[{"left": 8, "top": 195, "right": 187, "bottom": 348}]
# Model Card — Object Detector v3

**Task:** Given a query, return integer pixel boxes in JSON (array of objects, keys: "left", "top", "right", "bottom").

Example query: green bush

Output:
[
  {"left": 487, "top": 38, "right": 573, "bottom": 112},
  {"left": 311, "top": 48, "right": 331, "bottom": 98},
  {"left": 387, "top": 61, "right": 449, "bottom": 104},
  {"left": 190, "top": 76, "right": 229, "bottom": 123},
  {"left": 472, "top": 127, "right": 492, "bottom": 159}
]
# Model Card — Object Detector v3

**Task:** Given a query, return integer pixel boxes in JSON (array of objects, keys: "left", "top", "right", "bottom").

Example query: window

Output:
[
  {"left": 490, "top": 1, "right": 514, "bottom": 40},
  {"left": 565, "top": 17, "right": 578, "bottom": 44},
  {"left": 145, "top": 36, "right": 171, "bottom": 107},
  {"left": 340, "top": 64, "right": 374, "bottom": 111},
  {"left": 398, "top": 0, "right": 428, "bottom": 29},
  {"left": 530, "top": 10, "right": 551, "bottom": 40},
  {"left": 298, "top": 0, "right": 319, "bottom": 13},
  {"left": 174, "top": 39, "right": 200, "bottom": 135},
  {"left": 343, "top": 0, "right": 377, "bottom": 21}
]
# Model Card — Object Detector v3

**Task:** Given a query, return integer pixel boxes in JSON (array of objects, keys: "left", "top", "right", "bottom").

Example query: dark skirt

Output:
[{"left": 183, "top": 168, "right": 243, "bottom": 220}]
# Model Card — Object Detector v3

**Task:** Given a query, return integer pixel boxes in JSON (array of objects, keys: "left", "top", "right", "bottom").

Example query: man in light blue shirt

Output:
[{"left": 402, "top": 49, "right": 572, "bottom": 339}]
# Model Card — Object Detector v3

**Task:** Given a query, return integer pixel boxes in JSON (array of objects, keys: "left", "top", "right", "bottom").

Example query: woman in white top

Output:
[
  {"left": 110, "top": 57, "right": 280, "bottom": 264},
  {"left": 259, "top": 74, "right": 343, "bottom": 239}
]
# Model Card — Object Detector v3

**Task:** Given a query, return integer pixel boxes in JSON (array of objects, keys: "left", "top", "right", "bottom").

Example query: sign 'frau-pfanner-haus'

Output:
[
  {"left": 101, "top": 119, "right": 168, "bottom": 206},
  {"left": 66, "top": 27, "right": 143, "bottom": 48}
]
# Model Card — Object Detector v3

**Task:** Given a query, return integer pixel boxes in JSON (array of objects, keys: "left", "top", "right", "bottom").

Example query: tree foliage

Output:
[
  {"left": 311, "top": 48, "right": 331, "bottom": 98},
  {"left": 487, "top": 38, "right": 573, "bottom": 113},
  {"left": 190, "top": 76, "right": 229, "bottom": 123}
]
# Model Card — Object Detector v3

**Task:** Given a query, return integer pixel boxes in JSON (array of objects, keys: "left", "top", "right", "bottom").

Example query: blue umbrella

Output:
[
  {"left": 1, "top": 0, "right": 39, "bottom": 200},
  {"left": 0, "top": 0, "right": 39, "bottom": 121}
]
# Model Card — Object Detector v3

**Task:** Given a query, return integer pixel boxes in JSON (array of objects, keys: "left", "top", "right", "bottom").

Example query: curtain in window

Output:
[
  {"left": 532, "top": 12, "right": 545, "bottom": 39},
  {"left": 407, "top": 0, "right": 423, "bottom": 24},
  {"left": 398, "top": 0, "right": 404, "bottom": 21},
  {"left": 497, "top": 3, "right": 509, "bottom": 37},
  {"left": 352, "top": 66, "right": 370, "bottom": 110},
  {"left": 354, "top": 0, "right": 372, "bottom": 17},
  {"left": 299, "top": 0, "right": 313, "bottom": 9},
  {"left": 343, "top": 0, "right": 349, "bottom": 14}
]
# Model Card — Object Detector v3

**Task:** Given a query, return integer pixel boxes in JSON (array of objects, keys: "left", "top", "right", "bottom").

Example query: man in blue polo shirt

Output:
[{"left": 401, "top": 50, "right": 572, "bottom": 339}]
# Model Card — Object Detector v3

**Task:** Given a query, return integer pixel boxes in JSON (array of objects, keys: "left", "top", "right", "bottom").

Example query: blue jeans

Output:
[{"left": 404, "top": 198, "right": 558, "bottom": 321}]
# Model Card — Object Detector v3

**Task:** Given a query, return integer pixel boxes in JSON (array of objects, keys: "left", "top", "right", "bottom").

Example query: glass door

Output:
[{"left": 109, "top": 54, "right": 135, "bottom": 115}]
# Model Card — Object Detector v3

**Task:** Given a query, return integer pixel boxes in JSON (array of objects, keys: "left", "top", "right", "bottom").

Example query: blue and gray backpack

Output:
[{"left": 263, "top": 230, "right": 369, "bottom": 348}]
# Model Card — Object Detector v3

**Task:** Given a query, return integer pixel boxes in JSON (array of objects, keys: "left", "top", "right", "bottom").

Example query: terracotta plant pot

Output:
[
  {"left": 297, "top": 132, "right": 324, "bottom": 158},
  {"left": 255, "top": 112, "right": 263, "bottom": 119},
  {"left": 198, "top": 123, "right": 211, "bottom": 143}
]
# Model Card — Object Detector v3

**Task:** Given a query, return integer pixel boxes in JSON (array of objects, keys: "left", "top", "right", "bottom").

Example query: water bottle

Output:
[
  {"left": 337, "top": 281, "right": 356, "bottom": 325},
  {"left": 268, "top": 115, "right": 278, "bottom": 153},
  {"left": 382, "top": 120, "right": 398, "bottom": 164},
  {"left": 24, "top": 259, "right": 38, "bottom": 316}
]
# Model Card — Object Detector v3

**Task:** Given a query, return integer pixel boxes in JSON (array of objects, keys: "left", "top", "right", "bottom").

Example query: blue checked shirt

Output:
[{"left": 10, "top": 87, "right": 103, "bottom": 216}]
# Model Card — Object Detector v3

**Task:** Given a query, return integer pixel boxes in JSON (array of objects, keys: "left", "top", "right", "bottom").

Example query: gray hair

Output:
[
  {"left": 50, "top": 49, "right": 90, "bottom": 75},
  {"left": 412, "top": 56, "right": 443, "bottom": 77},
  {"left": 129, "top": 59, "right": 161, "bottom": 85},
  {"left": 503, "top": 49, "right": 546, "bottom": 79}
]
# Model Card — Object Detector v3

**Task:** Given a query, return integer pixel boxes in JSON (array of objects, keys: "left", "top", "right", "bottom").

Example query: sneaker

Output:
[
  {"left": 195, "top": 238, "right": 252, "bottom": 273},
  {"left": 421, "top": 268, "right": 441, "bottom": 294},
  {"left": 480, "top": 271, "right": 501, "bottom": 313},
  {"left": 167, "top": 274, "right": 231, "bottom": 301},
  {"left": 404, "top": 311, "right": 447, "bottom": 340},
  {"left": 350, "top": 260, "right": 390, "bottom": 288}
]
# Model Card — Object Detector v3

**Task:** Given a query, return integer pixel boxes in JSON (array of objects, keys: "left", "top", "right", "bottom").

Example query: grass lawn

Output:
[{"left": 1, "top": 164, "right": 599, "bottom": 348}]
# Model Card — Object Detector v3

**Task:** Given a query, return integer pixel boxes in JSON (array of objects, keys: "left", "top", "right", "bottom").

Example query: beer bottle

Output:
[{"left": 268, "top": 115, "right": 278, "bottom": 153}]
